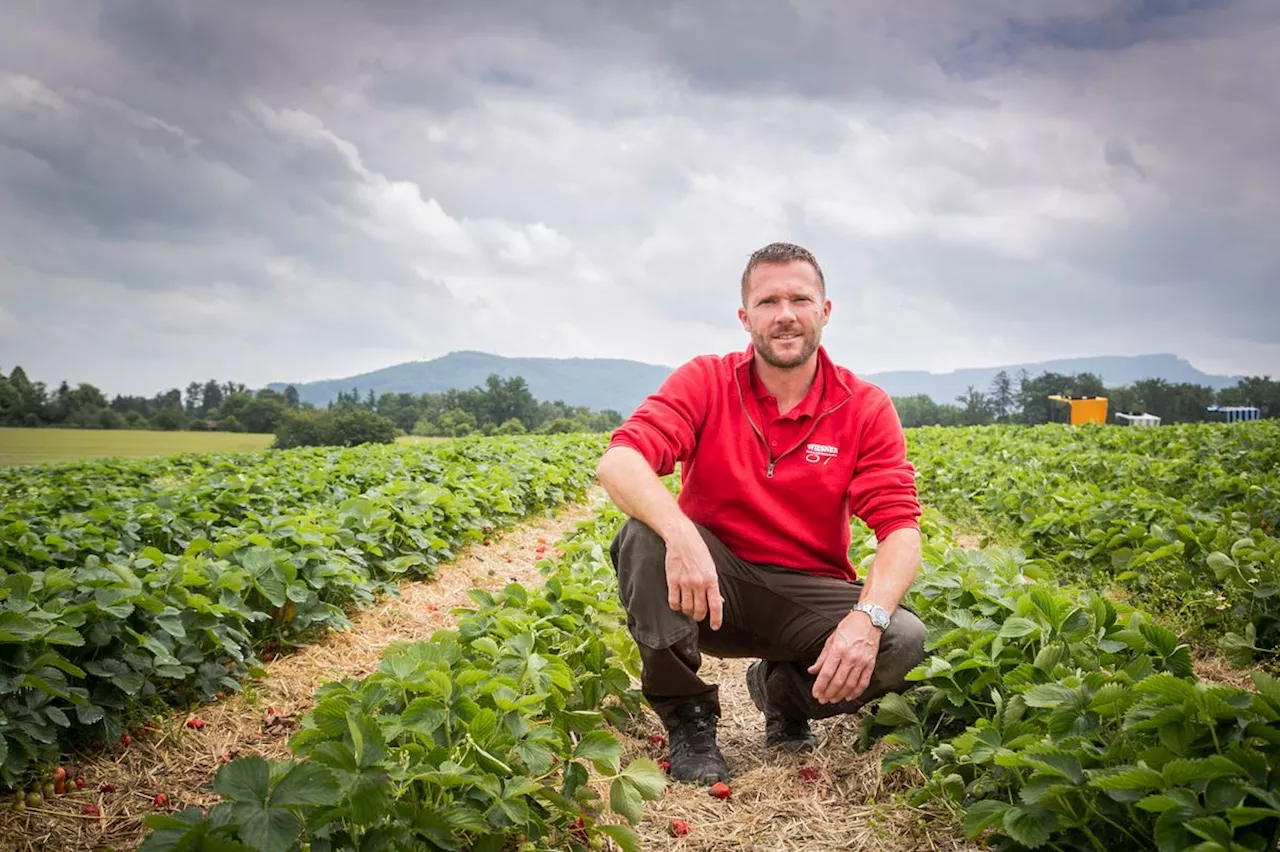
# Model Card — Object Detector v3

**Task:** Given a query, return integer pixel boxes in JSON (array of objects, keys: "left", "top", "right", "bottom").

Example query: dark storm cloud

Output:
[{"left": 0, "top": 0, "right": 1276, "bottom": 396}]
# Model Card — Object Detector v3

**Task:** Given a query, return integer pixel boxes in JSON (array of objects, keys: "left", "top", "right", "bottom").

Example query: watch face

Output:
[{"left": 858, "top": 604, "right": 889, "bottom": 628}]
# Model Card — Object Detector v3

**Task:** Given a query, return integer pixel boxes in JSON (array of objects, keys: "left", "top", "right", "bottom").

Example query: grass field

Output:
[
  {"left": 0, "top": 427, "right": 446, "bottom": 467},
  {"left": 0, "top": 427, "right": 277, "bottom": 467}
]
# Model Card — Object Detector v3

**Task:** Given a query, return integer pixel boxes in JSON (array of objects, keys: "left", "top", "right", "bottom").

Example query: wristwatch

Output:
[{"left": 853, "top": 602, "right": 890, "bottom": 631}]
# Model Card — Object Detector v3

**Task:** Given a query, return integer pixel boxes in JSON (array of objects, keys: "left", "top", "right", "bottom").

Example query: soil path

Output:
[{"left": 617, "top": 654, "right": 977, "bottom": 852}]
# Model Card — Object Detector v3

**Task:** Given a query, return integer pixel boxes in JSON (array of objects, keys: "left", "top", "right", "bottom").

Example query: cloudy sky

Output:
[{"left": 1, "top": 0, "right": 1277, "bottom": 397}]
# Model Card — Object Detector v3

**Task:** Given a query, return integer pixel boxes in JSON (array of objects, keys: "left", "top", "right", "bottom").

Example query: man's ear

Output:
[{"left": 738, "top": 306, "right": 749, "bottom": 331}]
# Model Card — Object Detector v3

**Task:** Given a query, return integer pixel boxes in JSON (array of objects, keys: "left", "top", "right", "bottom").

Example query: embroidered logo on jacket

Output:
[{"left": 805, "top": 442, "right": 838, "bottom": 464}]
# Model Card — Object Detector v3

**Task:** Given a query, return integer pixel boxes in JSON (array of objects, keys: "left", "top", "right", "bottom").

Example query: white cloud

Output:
[{"left": 0, "top": 0, "right": 1277, "bottom": 399}]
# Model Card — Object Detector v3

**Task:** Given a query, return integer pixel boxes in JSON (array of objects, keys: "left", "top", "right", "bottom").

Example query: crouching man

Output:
[{"left": 595, "top": 242, "right": 928, "bottom": 784}]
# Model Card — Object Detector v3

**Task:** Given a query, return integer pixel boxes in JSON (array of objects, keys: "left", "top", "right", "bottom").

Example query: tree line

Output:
[
  {"left": 893, "top": 369, "right": 1280, "bottom": 428},
  {"left": 4, "top": 362, "right": 1274, "bottom": 440},
  {"left": 0, "top": 366, "right": 622, "bottom": 439}
]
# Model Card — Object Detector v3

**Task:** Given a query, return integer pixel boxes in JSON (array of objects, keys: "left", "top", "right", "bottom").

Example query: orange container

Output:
[{"left": 1048, "top": 395, "right": 1108, "bottom": 425}]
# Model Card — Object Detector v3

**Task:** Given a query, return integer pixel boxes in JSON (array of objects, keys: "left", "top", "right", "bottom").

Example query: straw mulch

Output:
[
  {"left": 1192, "top": 648, "right": 1262, "bottom": 691},
  {"left": 610, "top": 654, "right": 979, "bottom": 852},
  {"left": 0, "top": 499, "right": 596, "bottom": 852}
]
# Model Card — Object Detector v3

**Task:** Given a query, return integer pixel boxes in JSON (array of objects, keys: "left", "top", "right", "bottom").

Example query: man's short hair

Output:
[{"left": 740, "top": 242, "right": 826, "bottom": 305}]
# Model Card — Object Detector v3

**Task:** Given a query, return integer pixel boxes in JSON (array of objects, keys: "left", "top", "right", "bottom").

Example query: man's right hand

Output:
[{"left": 663, "top": 522, "right": 723, "bottom": 630}]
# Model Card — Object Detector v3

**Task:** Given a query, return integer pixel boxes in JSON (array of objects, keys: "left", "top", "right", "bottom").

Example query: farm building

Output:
[
  {"left": 1206, "top": 405, "right": 1262, "bottom": 423},
  {"left": 1049, "top": 394, "right": 1109, "bottom": 425},
  {"left": 1116, "top": 411, "right": 1162, "bottom": 427}
]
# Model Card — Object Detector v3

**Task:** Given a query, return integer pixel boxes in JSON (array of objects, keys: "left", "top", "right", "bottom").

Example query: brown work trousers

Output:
[{"left": 608, "top": 517, "right": 927, "bottom": 729}]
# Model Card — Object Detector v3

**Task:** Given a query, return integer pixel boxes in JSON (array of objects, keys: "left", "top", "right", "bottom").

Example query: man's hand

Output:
[
  {"left": 808, "top": 610, "right": 881, "bottom": 704},
  {"left": 663, "top": 523, "right": 723, "bottom": 630}
]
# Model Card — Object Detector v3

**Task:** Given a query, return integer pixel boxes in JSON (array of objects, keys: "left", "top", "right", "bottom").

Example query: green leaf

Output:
[
  {"left": 241, "top": 807, "right": 303, "bottom": 852},
  {"left": 0, "top": 612, "right": 45, "bottom": 641},
  {"left": 348, "top": 711, "right": 387, "bottom": 768},
  {"left": 620, "top": 759, "right": 668, "bottom": 800},
  {"left": 269, "top": 762, "right": 341, "bottom": 808},
  {"left": 610, "top": 777, "right": 644, "bottom": 825},
  {"left": 999, "top": 617, "right": 1039, "bottom": 639},
  {"left": 1163, "top": 757, "right": 1244, "bottom": 787},
  {"left": 601, "top": 823, "right": 641, "bottom": 852},
  {"left": 1252, "top": 672, "right": 1280, "bottom": 712},
  {"left": 1026, "top": 753, "right": 1083, "bottom": 785},
  {"left": 873, "top": 693, "right": 919, "bottom": 727},
  {"left": 44, "top": 625, "right": 85, "bottom": 646},
  {"left": 514, "top": 740, "right": 554, "bottom": 776},
  {"left": 75, "top": 703, "right": 106, "bottom": 725},
  {"left": 963, "top": 799, "right": 1011, "bottom": 839},
  {"left": 115, "top": 672, "right": 146, "bottom": 695},
  {"left": 1002, "top": 805, "right": 1053, "bottom": 848},
  {"left": 1226, "top": 806, "right": 1280, "bottom": 829},
  {"left": 1023, "top": 684, "right": 1074, "bottom": 708},
  {"left": 215, "top": 756, "right": 271, "bottom": 806},
  {"left": 1135, "top": 673, "right": 1198, "bottom": 705},
  {"left": 401, "top": 698, "right": 448, "bottom": 738},
  {"left": 469, "top": 708, "right": 497, "bottom": 743},
  {"left": 1092, "top": 765, "right": 1165, "bottom": 792},
  {"left": 574, "top": 730, "right": 622, "bottom": 775}
]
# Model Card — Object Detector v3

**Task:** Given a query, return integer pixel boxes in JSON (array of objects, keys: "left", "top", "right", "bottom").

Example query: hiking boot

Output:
[
  {"left": 664, "top": 700, "right": 729, "bottom": 784},
  {"left": 746, "top": 661, "right": 818, "bottom": 753}
]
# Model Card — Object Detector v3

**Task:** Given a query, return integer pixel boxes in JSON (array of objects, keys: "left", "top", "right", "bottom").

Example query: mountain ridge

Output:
[{"left": 268, "top": 351, "right": 1249, "bottom": 415}]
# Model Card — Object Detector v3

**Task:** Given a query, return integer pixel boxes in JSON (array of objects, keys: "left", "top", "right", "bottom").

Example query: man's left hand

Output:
[{"left": 808, "top": 610, "right": 881, "bottom": 705}]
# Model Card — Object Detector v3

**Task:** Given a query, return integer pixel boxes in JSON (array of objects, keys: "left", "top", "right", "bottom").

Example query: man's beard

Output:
[{"left": 752, "top": 325, "right": 820, "bottom": 369}]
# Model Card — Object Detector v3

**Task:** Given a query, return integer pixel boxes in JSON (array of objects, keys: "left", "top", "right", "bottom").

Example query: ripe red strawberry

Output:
[
  {"left": 100, "top": 783, "right": 116, "bottom": 793},
  {"left": 659, "top": 760, "right": 671, "bottom": 773},
  {"left": 82, "top": 804, "right": 99, "bottom": 816},
  {"left": 154, "top": 793, "right": 169, "bottom": 808},
  {"left": 75, "top": 777, "right": 86, "bottom": 790},
  {"left": 186, "top": 717, "right": 205, "bottom": 730},
  {"left": 120, "top": 735, "right": 132, "bottom": 746},
  {"left": 648, "top": 734, "right": 667, "bottom": 747},
  {"left": 798, "top": 766, "right": 822, "bottom": 782},
  {"left": 669, "top": 818, "right": 691, "bottom": 837},
  {"left": 709, "top": 781, "right": 731, "bottom": 799}
]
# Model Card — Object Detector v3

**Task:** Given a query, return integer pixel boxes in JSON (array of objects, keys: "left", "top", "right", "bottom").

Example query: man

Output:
[{"left": 595, "top": 242, "right": 927, "bottom": 785}]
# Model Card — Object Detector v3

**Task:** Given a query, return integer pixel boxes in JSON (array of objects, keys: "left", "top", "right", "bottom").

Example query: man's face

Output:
[{"left": 738, "top": 260, "right": 831, "bottom": 369}]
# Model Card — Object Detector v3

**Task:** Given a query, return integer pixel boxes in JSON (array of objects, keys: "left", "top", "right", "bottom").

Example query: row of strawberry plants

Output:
[
  {"left": 910, "top": 421, "right": 1280, "bottom": 531},
  {"left": 907, "top": 422, "right": 1280, "bottom": 663},
  {"left": 138, "top": 503, "right": 666, "bottom": 852},
  {"left": 0, "top": 434, "right": 607, "bottom": 791},
  {"left": 852, "top": 511, "right": 1280, "bottom": 852}
]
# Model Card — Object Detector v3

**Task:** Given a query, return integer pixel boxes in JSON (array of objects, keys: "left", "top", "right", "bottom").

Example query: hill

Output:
[
  {"left": 268, "top": 351, "right": 673, "bottom": 415},
  {"left": 270, "top": 351, "right": 1248, "bottom": 415},
  {"left": 866, "top": 354, "right": 1245, "bottom": 407}
]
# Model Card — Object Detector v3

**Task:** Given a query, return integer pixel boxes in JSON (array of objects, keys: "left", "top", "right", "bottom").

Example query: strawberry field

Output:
[
  {"left": 0, "top": 436, "right": 603, "bottom": 792},
  {"left": 909, "top": 419, "right": 1280, "bottom": 666},
  {"left": 2, "top": 420, "right": 1278, "bottom": 851}
]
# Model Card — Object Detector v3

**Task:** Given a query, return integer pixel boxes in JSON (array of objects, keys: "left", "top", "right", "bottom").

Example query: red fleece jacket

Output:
[{"left": 607, "top": 345, "right": 920, "bottom": 583}]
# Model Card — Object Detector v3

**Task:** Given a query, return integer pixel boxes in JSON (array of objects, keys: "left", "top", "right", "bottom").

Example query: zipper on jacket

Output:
[{"left": 735, "top": 368, "right": 853, "bottom": 479}]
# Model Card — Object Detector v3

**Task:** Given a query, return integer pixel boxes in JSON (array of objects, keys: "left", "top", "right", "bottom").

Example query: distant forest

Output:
[
  {"left": 893, "top": 369, "right": 1279, "bottom": 427},
  {"left": 0, "top": 367, "right": 623, "bottom": 437},
  {"left": 0, "top": 364, "right": 1274, "bottom": 438}
]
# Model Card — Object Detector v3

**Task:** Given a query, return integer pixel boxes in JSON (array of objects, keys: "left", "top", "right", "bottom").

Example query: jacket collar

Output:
[{"left": 732, "top": 343, "right": 854, "bottom": 414}]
